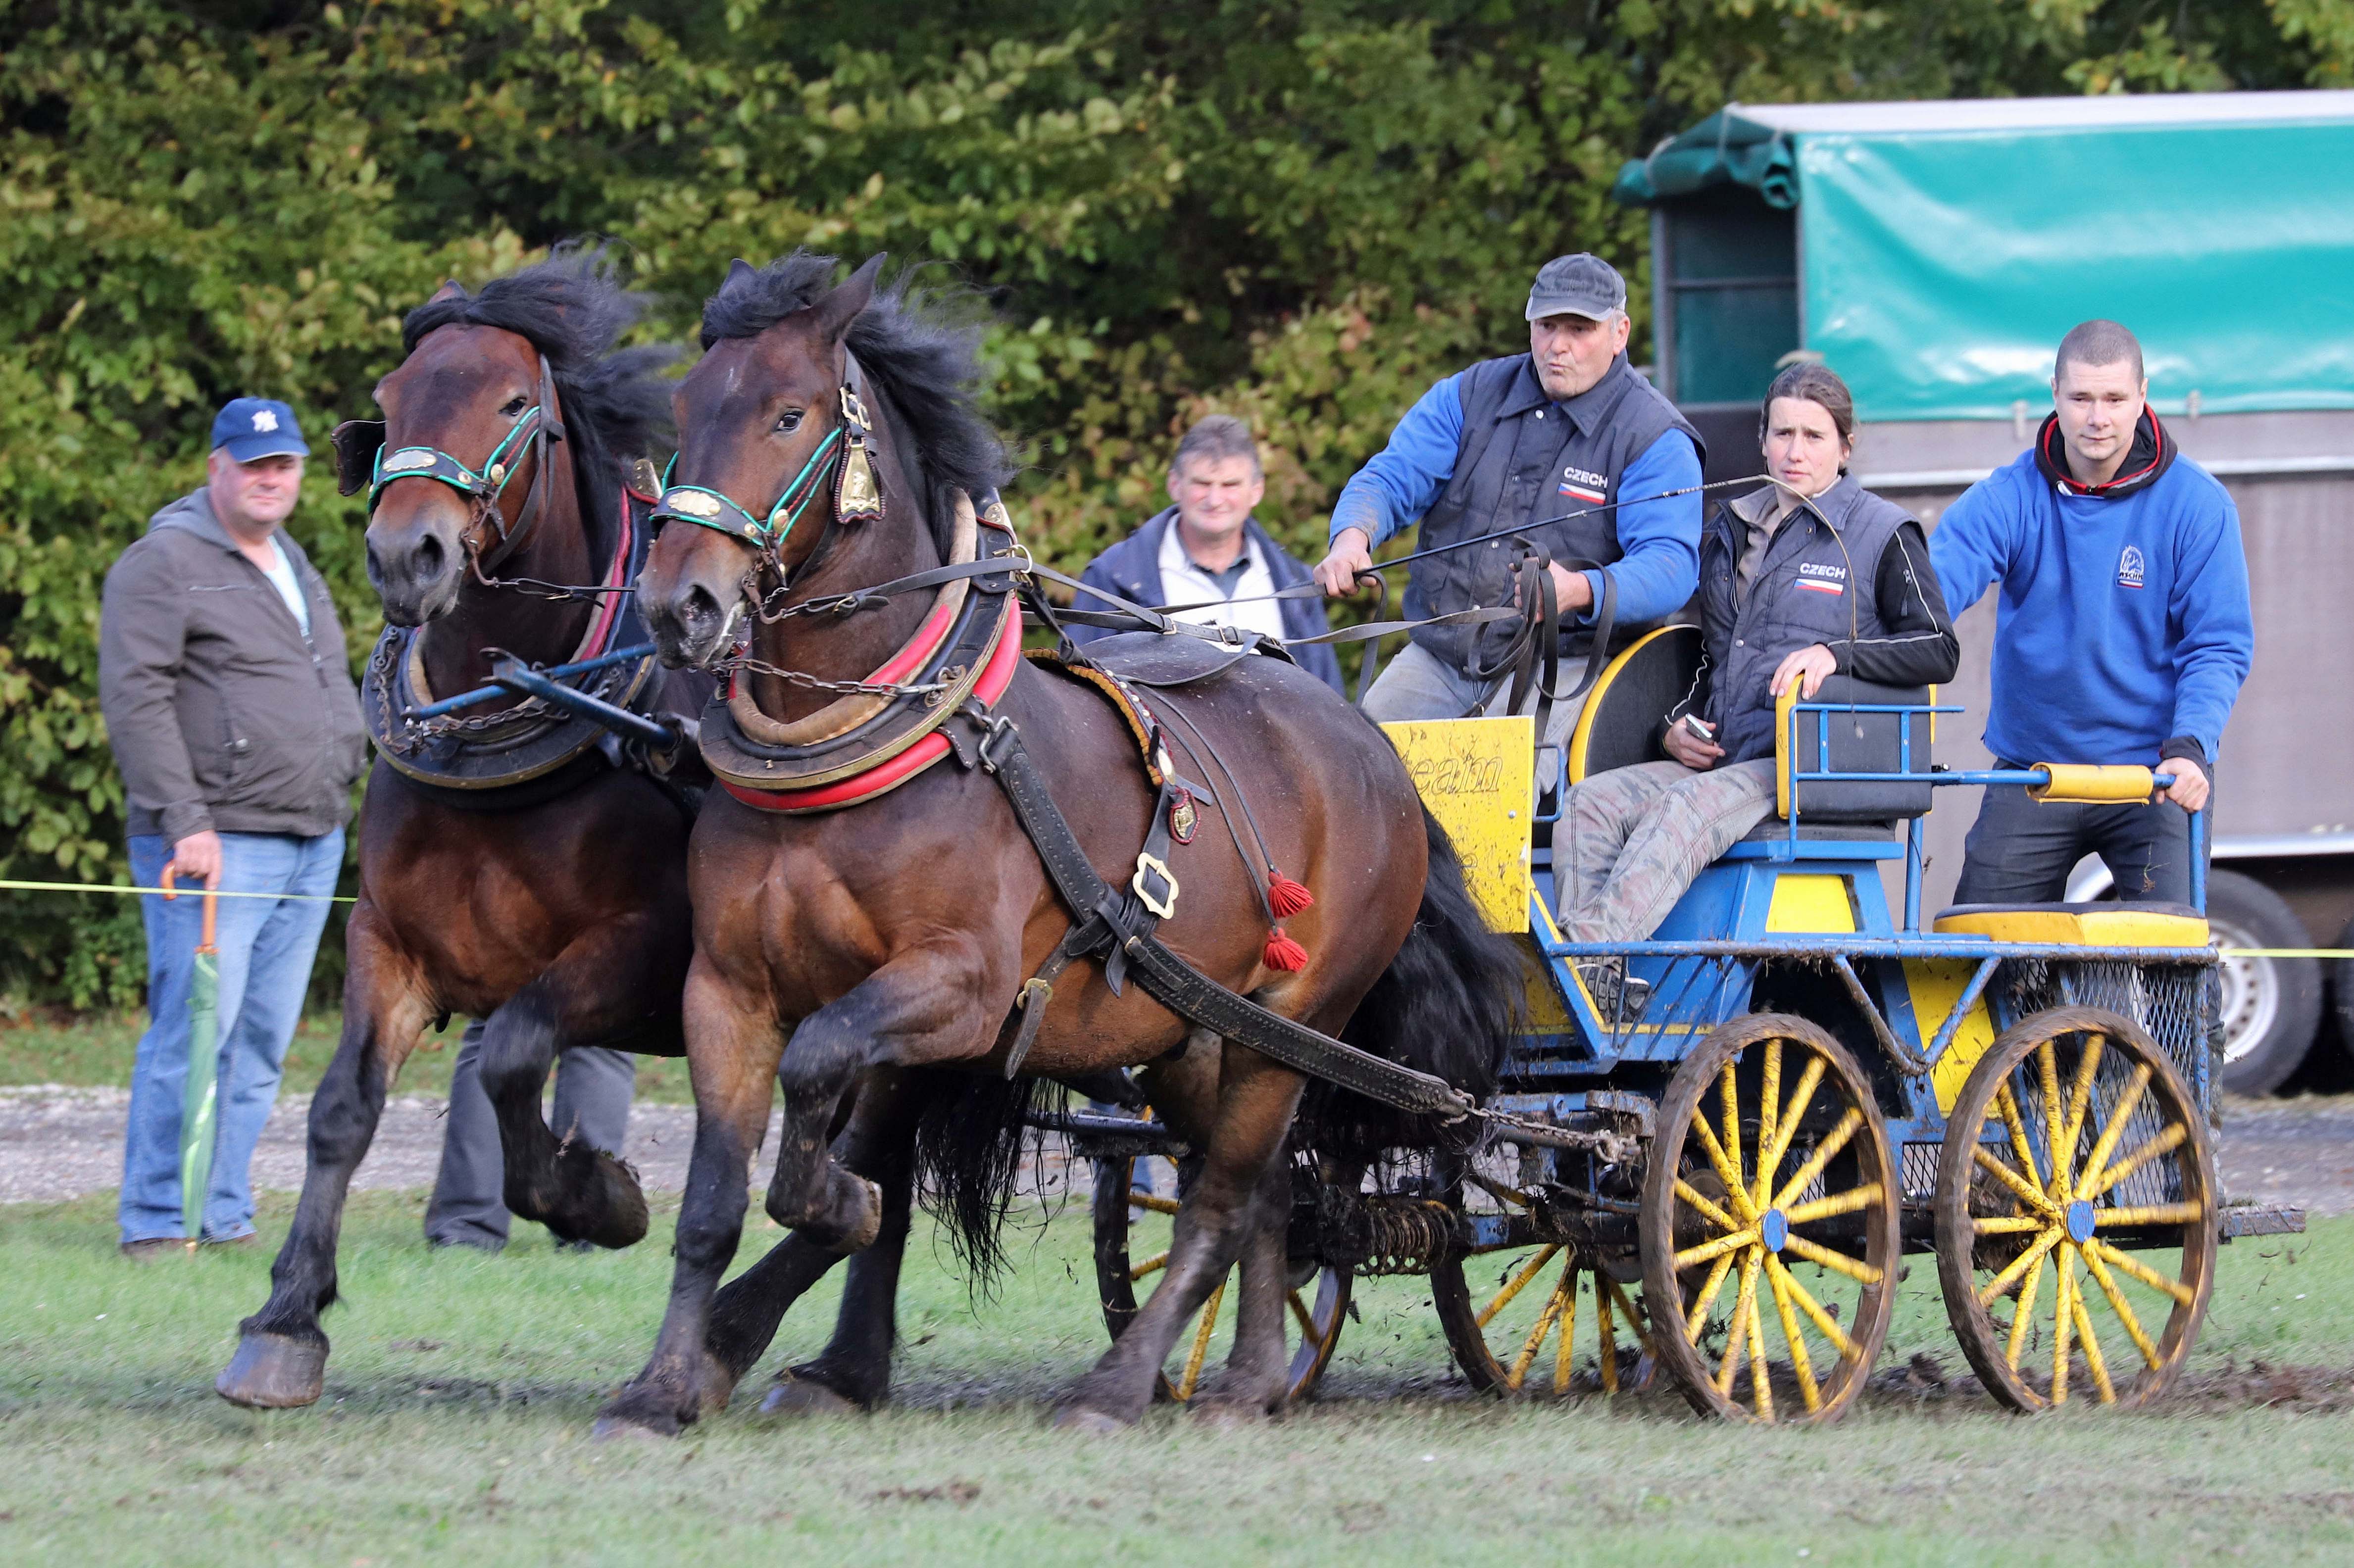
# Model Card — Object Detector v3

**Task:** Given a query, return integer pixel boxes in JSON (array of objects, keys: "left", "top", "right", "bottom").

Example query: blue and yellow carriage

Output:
[{"left": 1081, "top": 627, "right": 2298, "bottom": 1422}]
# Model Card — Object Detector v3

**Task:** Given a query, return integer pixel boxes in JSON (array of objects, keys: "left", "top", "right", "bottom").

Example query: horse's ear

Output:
[
  {"left": 812, "top": 253, "right": 886, "bottom": 345},
  {"left": 429, "top": 280, "right": 465, "bottom": 303},
  {"left": 724, "top": 258, "right": 757, "bottom": 292}
]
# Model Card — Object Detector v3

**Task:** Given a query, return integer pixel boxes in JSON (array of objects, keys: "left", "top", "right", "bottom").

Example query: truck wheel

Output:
[
  {"left": 2205, "top": 870, "right": 2321, "bottom": 1097},
  {"left": 2331, "top": 915, "right": 2354, "bottom": 1070}
]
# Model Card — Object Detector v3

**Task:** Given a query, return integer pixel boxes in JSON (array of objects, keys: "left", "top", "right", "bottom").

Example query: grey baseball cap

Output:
[{"left": 1525, "top": 254, "right": 1627, "bottom": 322}]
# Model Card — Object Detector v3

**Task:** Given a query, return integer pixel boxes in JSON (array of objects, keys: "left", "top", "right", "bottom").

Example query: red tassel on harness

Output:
[
  {"left": 1262, "top": 927, "right": 1308, "bottom": 973},
  {"left": 1266, "top": 872, "right": 1315, "bottom": 919}
]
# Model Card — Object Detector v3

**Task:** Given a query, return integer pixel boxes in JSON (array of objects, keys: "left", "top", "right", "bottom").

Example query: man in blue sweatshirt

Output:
[
  {"left": 1929, "top": 320, "right": 2252, "bottom": 905},
  {"left": 1313, "top": 254, "right": 1703, "bottom": 751}
]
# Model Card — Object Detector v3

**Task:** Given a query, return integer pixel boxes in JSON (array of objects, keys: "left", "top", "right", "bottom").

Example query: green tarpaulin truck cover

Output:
[{"left": 1614, "top": 93, "right": 2354, "bottom": 421}]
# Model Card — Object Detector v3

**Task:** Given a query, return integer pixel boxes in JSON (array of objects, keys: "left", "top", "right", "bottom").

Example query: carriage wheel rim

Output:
[
  {"left": 1932, "top": 1005, "right": 2216, "bottom": 1414},
  {"left": 1638, "top": 1014, "right": 1901, "bottom": 1425}
]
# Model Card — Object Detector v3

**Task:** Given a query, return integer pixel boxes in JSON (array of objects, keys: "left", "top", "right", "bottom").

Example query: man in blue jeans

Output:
[
  {"left": 99, "top": 398, "right": 367, "bottom": 1258},
  {"left": 1930, "top": 320, "right": 2252, "bottom": 905}
]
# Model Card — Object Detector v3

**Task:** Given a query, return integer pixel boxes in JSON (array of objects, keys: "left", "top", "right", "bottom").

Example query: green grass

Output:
[
  {"left": 3, "top": 1189, "right": 2352, "bottom": 1566},
  {"left": 0, "top": 1009, "right": 696, "bottom": 1101}
]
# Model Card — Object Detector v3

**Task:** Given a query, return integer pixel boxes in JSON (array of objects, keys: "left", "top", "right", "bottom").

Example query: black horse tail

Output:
[
  {"left": 910, "top": 1069, "right": 1051, "bottom": 1293},
  {"left": 1304, "top": 803, "right": 1527, "bottom": 1160}
]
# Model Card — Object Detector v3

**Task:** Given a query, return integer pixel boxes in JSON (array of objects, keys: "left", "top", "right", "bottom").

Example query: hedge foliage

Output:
[{"left": 2, "top": 0, "right": 2346, "bottom": 1004}]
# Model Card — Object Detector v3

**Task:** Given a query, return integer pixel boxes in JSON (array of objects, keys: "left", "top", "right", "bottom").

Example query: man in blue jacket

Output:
[
  {"left": 1930, "top": 320, "right": 2253, "bottom": 905},
  {"left": 1071, "top": 415, "right": 1344, "bottom": 693},
  {"left": 1313, "top": 253, "right": 1703, "bottom": 745}
]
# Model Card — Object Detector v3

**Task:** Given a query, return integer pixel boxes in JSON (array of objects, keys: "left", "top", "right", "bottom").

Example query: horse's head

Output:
[
  {"left": 361, "top": 287, "right": 558, "bottom": 627},
  {"left": 640, "top": 255, "right": 886, "bottom": 670}
]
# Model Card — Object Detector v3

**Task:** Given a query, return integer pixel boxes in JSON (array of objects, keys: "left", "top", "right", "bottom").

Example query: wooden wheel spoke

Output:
[
  {"left": 1977, "top": 1225, "right": 2063, "bottom": 1308},
  {"left": 2053, "top": 1033, "right": 2105, "bottom": 1195},
  {"left": 1597, "top": 1278, "right": 1624, "bottom": 1393},
  {"left": 1674, "top": 1228, "right": 1758, "bottom": 1272},
  {"left": 1716, "top": 1249, "right": 1761, "bottom": 1397},
  {"left": 2085, "top": 1238, "right": 2197, "bottom": 1307},
  {"left": 1767, "top": 1255, "right": 1855, "bottom": 1360},
  {"left": 1973, "top": 1145, "right": 2062, "bottom": 1218},
  {"left": 1746, "top": 1257, "right": 1774, "bottom": 1422},
  {"left": 1130, "top": 1250, "right": 1169, "bottom": 1282},
  {"left": 1175, "top": 1278, "right": 1225, "bottom": 1400},
  {"left": 1287, "top": 1289, "right": 1317, "bottom": 1339},
  {"left": 1690, "top": 1113, "right": 1760, "bottom": 1224},
  {"left": 1683, "top": 1251, "right": 1738, "bottom": 1343},
  {"left": 1552, "top": 1262, "right": 1582, "bottom": 1395},
  {"left": 1993, "top": 1082, "right": 2047, "bottom": 1192},
  {"left": 2072, "top": 1065, "right": 2154, "bottom": 1200},
  {"left": 2094, "top": 1202, "right": 2204, "bottom": 1228},
  {"left": 1770, "top": 1106, "right": 1865, "bottom": 1212},
  {"left": 2086, "top": 1122, "right": 2191, "bottom": 1200},
  {"left": 1475, "top": 1244, "right": 1561, "bottom": 1329},
  {"left": 2003, "top": 1246, "right": 2049, "bottom": 1370},
  {"left": 1507, "top": 1270, "right": 1572, "bottom": 1391},
  {"left": 1129, "top": 1192, "right": 1182, "bottom": 1216},
  {"left": 1608, "top": 1279, "right": 1655, "bottom": 1358},
  {"left": 1674, "top": 1177, "right": 1743, "bottom": 1235},
  {"left": 1972, "top": 1215, "right": 2046, "bottom": 1236},
  {"left": 2036, "top": 1041, "right": 2065, "bottom": 1194},
  {"left": 1720, "top": 1062, "right": 1747, "bottom": 1210},
  {"left": 2051, "top": 1242, "right": 2077, "bottom": 1405},
  {"left": 1756, "top": 1039, "right": 1782, "bottom": 1187},
  {"left": 2081, "top": 1245, "right": 2164, "bottom": 1368},
  {"left": 1781, "top": 1182, "right": 1883, "bottom": 1227},
  {"left": 1779, "top": 1230, "right": 1882, "bottom": 1285},
  {"left": 1766, "top": 1257, "right": 1822, "bottom": 1414},
  {"left": 2071, "top": 1278, "right": 2117, "bottom": 1404},
  {"left": 1758, "top": 1055, "right": 1828, "bottom": 1201}
]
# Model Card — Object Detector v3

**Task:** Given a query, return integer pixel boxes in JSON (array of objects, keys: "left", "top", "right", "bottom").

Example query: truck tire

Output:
[
  {"left": 2205, "top": 870, "right": 2322, "bottom": 1096},
  {"left": 2331, "top": 914, "right": 2354, "bottom": 1068}
]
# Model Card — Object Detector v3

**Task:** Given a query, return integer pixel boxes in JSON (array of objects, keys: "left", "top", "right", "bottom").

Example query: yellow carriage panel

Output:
[{"left": 1383, "top": 715, "right": 1534, "bottom": 934}]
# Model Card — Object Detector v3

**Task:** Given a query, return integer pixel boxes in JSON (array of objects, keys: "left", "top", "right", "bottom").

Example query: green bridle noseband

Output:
[{"left": 651, "top": 367, "right": 885, "bottom": 553}]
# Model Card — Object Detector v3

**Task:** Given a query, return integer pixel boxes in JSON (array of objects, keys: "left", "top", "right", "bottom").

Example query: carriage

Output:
[{"left": 1070, "top": 626, "right": 2304, "bottom": 1423}]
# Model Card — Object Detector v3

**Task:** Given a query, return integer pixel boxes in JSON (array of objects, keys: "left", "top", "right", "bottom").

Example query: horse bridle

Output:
[
  {"left": 331, "top": 351, "right": 568, "bottom": 577},
  {"left": 648, "top": 349, "right": 887, "bottom": 577}
]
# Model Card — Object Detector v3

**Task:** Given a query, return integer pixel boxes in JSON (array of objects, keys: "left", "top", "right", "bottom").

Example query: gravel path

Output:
[{"left": 3, "top": 1084, "right": 2344, "bottom": 1214}]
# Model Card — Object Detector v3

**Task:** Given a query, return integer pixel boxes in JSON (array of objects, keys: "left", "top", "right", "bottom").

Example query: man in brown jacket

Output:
[{"left": 99, "top": 397, "right": 365, "bottom": 1257}]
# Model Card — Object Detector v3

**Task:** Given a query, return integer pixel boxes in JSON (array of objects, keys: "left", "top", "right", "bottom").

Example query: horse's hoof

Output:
[
  {"left": 1051, "top": 1404, "right": 1133, "bottom": 1434},
  {"left": 759, "top": 1374, "right": 860, "bottom": 1419},
  {"left": 216, "top": 1332, "right": 327, "bottom": 1410},
  {"left": 590, "top": 1413, "right": 674, "bottom": 1443}
]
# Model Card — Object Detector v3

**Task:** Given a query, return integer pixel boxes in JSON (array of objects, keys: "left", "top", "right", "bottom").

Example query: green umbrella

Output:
[{"left": 165, "top": 874, "right": 221, "bottom": 1247}]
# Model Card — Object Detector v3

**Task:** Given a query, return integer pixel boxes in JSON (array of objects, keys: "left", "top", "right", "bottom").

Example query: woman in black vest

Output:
[{"left": 1556, "top": 363, "right": 1958, "bottom": 947}]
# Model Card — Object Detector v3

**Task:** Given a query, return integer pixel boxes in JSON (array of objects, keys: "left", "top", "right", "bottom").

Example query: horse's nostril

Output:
[
  {"left": 414, "top": 532, "right": 445, "bottom": 581},
  {"left": 683, "top": 585, "right": 721, "bottom": 631}
]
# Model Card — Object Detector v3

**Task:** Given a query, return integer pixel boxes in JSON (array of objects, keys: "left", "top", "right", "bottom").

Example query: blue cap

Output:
[{"left": 210, "top": 397, "right": 311, "bottom": 463}]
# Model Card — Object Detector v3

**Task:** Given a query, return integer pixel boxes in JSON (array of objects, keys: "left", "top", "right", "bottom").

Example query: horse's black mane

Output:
[
  {"left": 701, "top": 251, "right": 1013, "bottom": 550},
  {"left": 400, "top": 244, "right": 674, "bottom": 561}
]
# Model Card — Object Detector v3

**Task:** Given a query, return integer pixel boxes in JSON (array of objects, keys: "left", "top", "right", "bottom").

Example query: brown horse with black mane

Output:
[
  {"left": 218, "top": 248, "right": 704, "bottom": 1409},
  {"left": 593, "top": 251, "right": 1519, "bottom": 1436}
]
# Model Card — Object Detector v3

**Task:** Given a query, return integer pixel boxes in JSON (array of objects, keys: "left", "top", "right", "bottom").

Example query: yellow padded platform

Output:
[{"left": 1931, "top": 902, "right": 2209, "bottom": 947}]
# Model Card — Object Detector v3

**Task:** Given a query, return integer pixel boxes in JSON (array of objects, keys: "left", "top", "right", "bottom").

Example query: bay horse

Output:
[
  {"left": 595, "top": 251, "right": 1518, "bottom": 1435},
  {"left": 218, "top": 249, "right": 701, "bottom": 1409}
]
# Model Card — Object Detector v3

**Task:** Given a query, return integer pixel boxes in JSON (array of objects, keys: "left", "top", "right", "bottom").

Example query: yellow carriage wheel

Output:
[
  {"left": 1432, "top": 1229, "right": 1653, "bottom": 1399},
  {"left": 1090, "top": 1155, "right": 1351, "bottom": 1404},
  {"left": 1640, "top": 1014, "right": 1901, "bottom": 1424},
  {"left": 1934, "top": 1005, "right": 2216, "bottom": 1413}
]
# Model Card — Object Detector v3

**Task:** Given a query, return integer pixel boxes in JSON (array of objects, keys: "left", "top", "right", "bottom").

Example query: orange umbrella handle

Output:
[{"left": 158, "top": 864, "right": 220, "bottom": 953}]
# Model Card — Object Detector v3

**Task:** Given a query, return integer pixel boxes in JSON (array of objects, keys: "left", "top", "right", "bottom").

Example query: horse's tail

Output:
[
  {"left": 911, "top": 1069, "right": 1050, "bottom": 1293},
  {"left": 1307, "top": 803, "right": 1526, "bottom": 1158}
]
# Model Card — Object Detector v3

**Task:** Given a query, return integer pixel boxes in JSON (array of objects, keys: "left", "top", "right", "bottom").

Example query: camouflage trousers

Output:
[{"left": 1554, "top": 759, "right": 1778, "bottom": 944}]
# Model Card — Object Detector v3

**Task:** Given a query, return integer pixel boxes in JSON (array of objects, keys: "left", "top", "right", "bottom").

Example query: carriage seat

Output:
[
  {"left": 1932, "top": 902, "right": 2209, "bottom": 946},
  {"left": 1769, "top": 674, "right": 1933, "bottom": 828}
]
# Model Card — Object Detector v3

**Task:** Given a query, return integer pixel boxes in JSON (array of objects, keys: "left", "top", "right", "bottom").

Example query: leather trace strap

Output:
[{"left": 961, "top": 709, "right": 1476, "bottom": 1121}]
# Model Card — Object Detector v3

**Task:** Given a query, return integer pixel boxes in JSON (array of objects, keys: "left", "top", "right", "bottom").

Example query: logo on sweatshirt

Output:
[
  {"left": 2118, "top": 545, "right": 2145, "bottom": 590},
  {"left": 1557, "top": 465, "right": 1608, "bottom": 504},
  {"left": 1796, "top": 561, "right": 1847, "bottom": 596}
]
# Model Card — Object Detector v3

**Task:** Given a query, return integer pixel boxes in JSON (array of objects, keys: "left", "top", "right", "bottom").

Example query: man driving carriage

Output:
[
  {"left": 1311, "top": 254, "right": 1704, "bottom": 747},
  {"left": 1554, "top": 363, "right": 1958, "bottom": 944}
]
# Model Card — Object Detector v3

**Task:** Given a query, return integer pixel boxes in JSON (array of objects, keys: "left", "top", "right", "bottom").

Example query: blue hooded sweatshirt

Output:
[{"left": 1929, "top": 410, "right": 2252, "bottom": 771}]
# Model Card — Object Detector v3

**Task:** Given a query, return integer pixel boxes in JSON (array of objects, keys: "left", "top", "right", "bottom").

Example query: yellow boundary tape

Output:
[{"left": 0, "top": 879, "right": 354, "bottom": 904}]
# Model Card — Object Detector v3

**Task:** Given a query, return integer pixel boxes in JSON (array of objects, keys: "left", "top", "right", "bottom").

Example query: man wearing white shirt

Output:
[{"left": 1070, "top": 415, "right": 1344, "bottom": 691}]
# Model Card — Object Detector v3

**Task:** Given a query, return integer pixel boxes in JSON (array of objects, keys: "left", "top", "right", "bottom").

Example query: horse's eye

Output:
[
  {"left": 775, "top": 409, "right": 804, "bottom": 434},
  {"left": 500, "top": 396, "right": 529, "bottom": 417}
]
